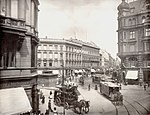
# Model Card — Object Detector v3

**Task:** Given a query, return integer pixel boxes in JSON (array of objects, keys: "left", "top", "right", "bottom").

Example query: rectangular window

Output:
[
  {"left": 44, "top": 62, "right": 46, "bottom": 67},
  {"left": 130, "top": 31, "right": 135, "bottom": 39},
  {"left": 43, "top": 52, "right": 47, "bottom": 59},
  {"left": 49, "top": 52, "right": 52, "bottom": 59},
  {"left": 49, "top": 45, "right": 52, "bottom": 50},
  {"left": 144, "top": 42, "right": 150, "bottom": 51},
  {"left": 60, "top": 45, "right": 63, "bottom": 51},
  {"left": 145, "top": 28, "right": 150, "bottom": 36},
  {"left": 49, "top": 62, "right": 52, "bottom": 66},
  {"left": 54, "top": 45, "right": 58, "bottom": 50},
  {"left": 37, "top": 52, "right": 41, "bottom": 59},
  {"left": 54, "top": 52, "right": 58, "bottom": 59},
  {"left": 123, "top": 31, "right": 126, "bottom": 39},
  {"left": 38, "top": 45, "right": 41, "bottom": 50},
  {"left": 123, "top": 44, "right": 127, "bottom": 52},
  {"left": 43, "top": 45, "right": 47, "bottom": 50},
  {"left": 60, "top": 53, "right": 63, "bottom": 59}
]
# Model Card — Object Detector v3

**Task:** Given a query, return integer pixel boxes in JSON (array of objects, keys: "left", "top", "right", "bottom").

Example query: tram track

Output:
[
  {"left": 114, "top": 97, "right": 150, "bottom": 115},
  {"left": 124, "top": 96, "right": 150, "bottom": 114}
]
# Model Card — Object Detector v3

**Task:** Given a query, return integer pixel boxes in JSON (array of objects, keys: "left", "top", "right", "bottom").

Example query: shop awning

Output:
[
  {"left": 126, "top": 70, "right": 138, "bottom": 79},
  {"left": 74, "top": 70, "right": 79, "bottom": 73},
  {"left": 91, "top": 69, "right": 96, "bottom": 72},
  {"left": 0, "top": 87, "right": 32, "bottom": 115}
]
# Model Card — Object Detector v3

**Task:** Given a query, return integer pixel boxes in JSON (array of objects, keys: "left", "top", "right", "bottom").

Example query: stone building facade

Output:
[
  {"left": 37, "top": 38, "right": 100, "bottom": 76},
  {"left": 117, "top": 0, "right": 150, "bottom": 83},
  {"left": 0, "top": 0, "right": 40, "bottom": 113}
]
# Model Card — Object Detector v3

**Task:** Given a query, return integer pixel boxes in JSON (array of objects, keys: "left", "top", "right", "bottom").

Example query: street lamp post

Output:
[{"left": 61, "top": 60, "right": 65, "bottom": 115}]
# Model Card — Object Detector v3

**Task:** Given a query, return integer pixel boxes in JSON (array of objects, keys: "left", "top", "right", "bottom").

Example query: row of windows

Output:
[
  {"left": 38, "top": 52, "right": 82, "bottom": 60},
  {"left": 121, "top": 42, "right": 150, "bottom": 52},
  {"left": 120, "top": 15, "right": 150, "bottom": 28},
  {"left": 122, "top": 28, "right": 150, "bottom": 39},
  {"left": 38, "top": 61, "right": 82, "bottom": 67},
  {"left": 38, "top": 44, "right": 99, "bottom": 56},
  {"left": 38, "top": 44, "right": 82, "bottom": 53}
]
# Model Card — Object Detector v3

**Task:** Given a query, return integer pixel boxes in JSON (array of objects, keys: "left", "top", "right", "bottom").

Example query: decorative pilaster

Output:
[{"left": 138, "top": 54, "right": 143, "bottom": 83}]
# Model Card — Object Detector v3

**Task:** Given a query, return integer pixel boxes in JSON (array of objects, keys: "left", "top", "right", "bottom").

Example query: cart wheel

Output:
[
  {"left": 84, "top": 107, "right": 89, "bottom": 113},
  {"left": 55, "top": 97, "right": 61, "bottom": 106},
  {"left": 64, "top": 102, "right": 69, "bottom": 110}
]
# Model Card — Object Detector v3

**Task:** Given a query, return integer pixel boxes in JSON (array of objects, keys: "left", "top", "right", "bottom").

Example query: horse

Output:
[{"left": 73, "top": 100, "right": 85, "bottom": 114}]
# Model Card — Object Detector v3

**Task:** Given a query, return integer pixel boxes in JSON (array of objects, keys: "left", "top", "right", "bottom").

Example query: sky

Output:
[{"left": 38, "top": 0, "right": 124, "bottom": 58}]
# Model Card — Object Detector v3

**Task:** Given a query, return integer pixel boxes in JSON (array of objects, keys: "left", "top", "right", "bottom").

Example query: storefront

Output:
[{"left": 126, "top": 70, "right": 138, "bottom": 85}]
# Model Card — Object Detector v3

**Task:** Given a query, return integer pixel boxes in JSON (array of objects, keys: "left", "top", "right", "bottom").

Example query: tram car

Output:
[{"left": 100, "top": 81, "right": 120, "bottom": 98}]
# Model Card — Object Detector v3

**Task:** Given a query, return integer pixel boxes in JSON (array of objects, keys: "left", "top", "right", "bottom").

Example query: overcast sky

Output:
[{"left": 38, "top": 0, "right": 124, "bottom": 58}]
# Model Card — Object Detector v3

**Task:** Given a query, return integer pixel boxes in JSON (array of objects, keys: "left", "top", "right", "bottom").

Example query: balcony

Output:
[
  {"left": 0, "top": 15, "right": 26, "bottom": 32},
  {"left": 117, "top": 52, "right": 139, "bottom": 56}
]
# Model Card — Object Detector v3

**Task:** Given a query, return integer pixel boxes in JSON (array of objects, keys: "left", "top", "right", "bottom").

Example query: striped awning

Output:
[{"left": 0, "top": 87, "right": 32, "bottom": 115}]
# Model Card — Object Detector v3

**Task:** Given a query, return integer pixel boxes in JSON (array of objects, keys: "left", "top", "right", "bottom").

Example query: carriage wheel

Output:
[
  {"left": 64, "top": 102, "right": 69, "bottom": 110},
  {"left": 84, "top": 106, "right": 89, "bottom": 113},
  {"left": 55, "top": 97, "right": 61, "bottom": 106}
]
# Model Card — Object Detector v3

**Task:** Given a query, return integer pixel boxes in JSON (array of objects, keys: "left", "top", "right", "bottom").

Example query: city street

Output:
[{"left": 39, "top": 77, "right": 150, "bottom": 115}]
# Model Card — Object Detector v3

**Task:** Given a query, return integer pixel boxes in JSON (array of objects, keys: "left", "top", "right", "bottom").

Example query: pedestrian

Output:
[
  {"left": 88, "top": 84, "right": 90, "bottom": 91},
  {"left": 48, "top": 100, "right": 53, "bottom": 112},
  {"left": 144, "top": 82, "right": 147, "bottom": 90},
  {"left": 53, "top": 107, "right": 58, "bottom": 115},
  {"left": 49, "top": 91, "right": 53, "bottom": 100},
  {"left": 41, "top": 95, "right": 45, "bottom": 104}
]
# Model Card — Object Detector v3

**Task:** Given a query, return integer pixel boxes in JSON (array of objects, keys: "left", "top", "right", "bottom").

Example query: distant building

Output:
[
  {"left": 0, "top": 0, "right": 40, "bottom": 114},
  {"left": 117, "top": 0, "right": 150, "bottom": 83},
  {"left": 37, "top": 37, "right": 100, "bottom": 76}
]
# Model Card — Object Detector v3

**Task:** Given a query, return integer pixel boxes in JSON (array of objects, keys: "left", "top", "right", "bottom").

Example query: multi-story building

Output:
[
  {"left": 71, "top": 39, "right": 100, "bottom": 69},
  {"left": 0, "top": 0, "right": 39, "bottom": 114},
  {"left": 117, "top": 0, "right": 150, "bottom": 83},
  {"left": 37, "top": 38, "right": 82, "bottom": 76},
  {"left": 37, "top": 37, "right": 100, "bottom": 76}
]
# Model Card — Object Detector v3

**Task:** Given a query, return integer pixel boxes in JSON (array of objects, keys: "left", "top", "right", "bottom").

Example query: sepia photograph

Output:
[{"left": 0, "top": 0, "right": 150, "bottom": 115}]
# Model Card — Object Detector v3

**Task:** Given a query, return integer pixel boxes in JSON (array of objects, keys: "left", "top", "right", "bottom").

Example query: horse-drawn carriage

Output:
[{"left": 54, "top": 85, "right": 90, "bottom": 114}]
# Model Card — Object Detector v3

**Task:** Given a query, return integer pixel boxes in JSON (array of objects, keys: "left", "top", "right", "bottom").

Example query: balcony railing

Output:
[{"left": 0, "top": 15, "right": 26, "bottom": 31}]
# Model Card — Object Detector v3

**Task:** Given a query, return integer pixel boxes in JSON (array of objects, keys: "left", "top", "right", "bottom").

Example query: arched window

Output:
[
  {"left": 142, "top": 16, "right": 146, "bottom": 23},
  {"left": 128, "top": 19, "right": 132, "bottom": 26},
  {"left": 128, "top": 57, "right": 138, "bottom": 67},
  {"left": 132, "top": 18, "right": 136, "bottom": 25}
]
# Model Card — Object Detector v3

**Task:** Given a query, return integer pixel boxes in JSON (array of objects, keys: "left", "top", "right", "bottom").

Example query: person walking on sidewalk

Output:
[
  {"left": 144, "top": 82, "right": 147, "bottom": 90},
  {"left": 48, "top": 100, "right": 53, "bottom": 112},
  {"left": 49, "top": 91, "right": 53, "bottom": 100},
  {"left": 88, "top": 84, "right": 91, "bottom": 91}
]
